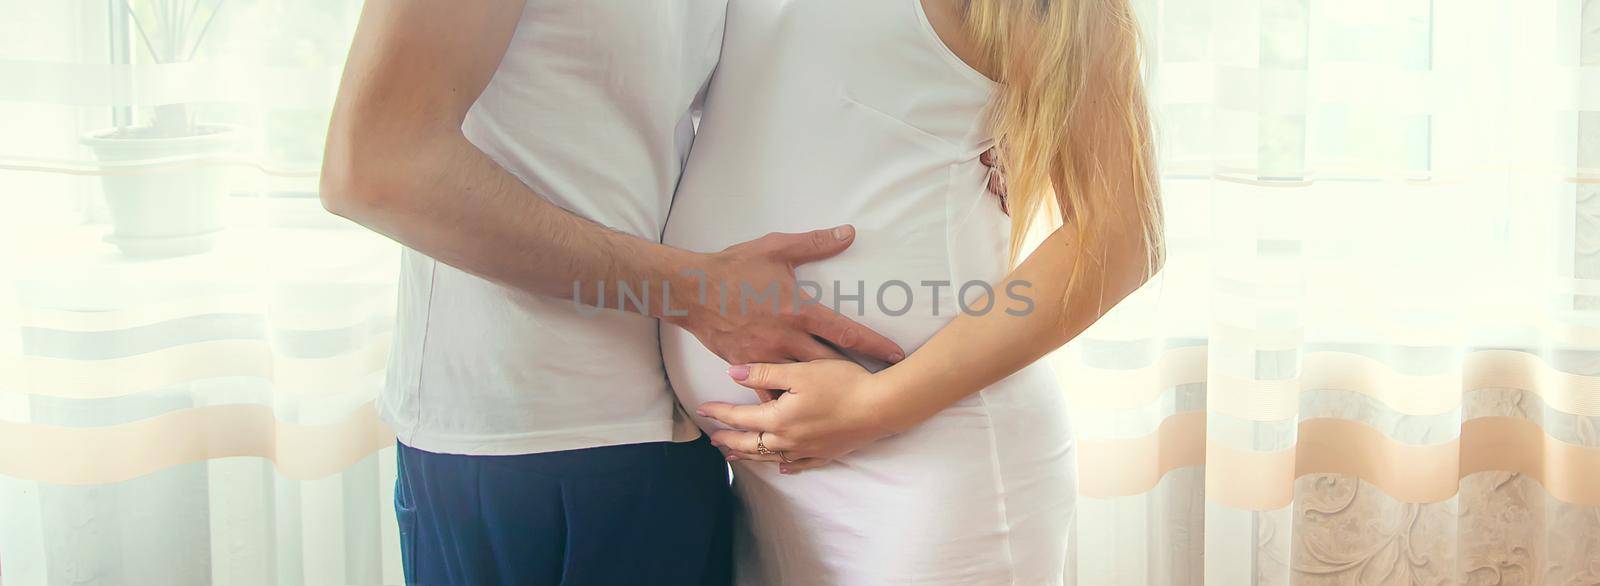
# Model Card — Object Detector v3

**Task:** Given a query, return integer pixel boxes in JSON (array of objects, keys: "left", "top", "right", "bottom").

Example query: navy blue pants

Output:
[{"left": 395, "top": 436, "right": 732, "bottom": 586}]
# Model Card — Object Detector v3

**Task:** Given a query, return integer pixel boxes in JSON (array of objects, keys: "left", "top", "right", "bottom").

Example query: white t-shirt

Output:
[{"left": 378, "top": 0, "right": 728, "bottom": 456}]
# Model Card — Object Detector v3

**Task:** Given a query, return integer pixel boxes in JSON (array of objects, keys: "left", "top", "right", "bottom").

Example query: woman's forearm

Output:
[
  {"left": 871, "top": 225, "right": 1151, "bottom": 432},
  {"left": 698, "top": 205, "right": 1158, "bottom": 467}
]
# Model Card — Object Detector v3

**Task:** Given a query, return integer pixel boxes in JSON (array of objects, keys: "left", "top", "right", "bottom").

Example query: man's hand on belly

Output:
[{"left": 663, "top": 225, "right": 904, "bottom": 369}]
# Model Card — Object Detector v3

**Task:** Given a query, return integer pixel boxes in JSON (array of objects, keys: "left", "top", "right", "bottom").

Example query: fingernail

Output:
[
  {"left": 888, "top": 353, "right": 904, "bottom": 363},
  {"left": 833, "top": 225, "right": 854, "bottom": 240},
  {"left": 727, "top": 455, "right": 740, "bottom": 462},
  {"left": 779, "top": 467, "right": 792, "bottom": 475},
  {"left": 728, "top": 365, "right": 750, "bottom": 381},
  {"left": 696, "top": 409, "right": 707, "bottom": 417}
]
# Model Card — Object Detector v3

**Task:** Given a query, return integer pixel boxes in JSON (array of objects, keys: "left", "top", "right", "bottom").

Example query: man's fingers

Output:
[
  {"left": 762, "top": 226, "right": 855, "bottom": 264},
  {"left": 802, "top": 306, "right": 904, "bottom": 363},
  {"left": 697, "top": 400, "right": 780, "bottom": 432},
  {"left": 789, "top": 336, "right": 848, "bottom": 362}
]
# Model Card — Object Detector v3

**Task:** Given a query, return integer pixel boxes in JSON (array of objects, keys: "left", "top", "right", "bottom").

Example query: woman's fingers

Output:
[
  {"left": 723, "top": 450, "right": 782, "bottom": 463},
  {"left": 710, "top": 429, "right": 792, "bottom": 461},
  {"left": 981, "top": 146, "right": 1009, "bottom": 213},
  {"left": 979, "top": 146, "right": 1000, "bottom": 169},
  {"left": 778, "top": 458, "right": 829, "bottom": 475},
  {"left": 709, "top": 429, "right": 834, "bottom": 473},
  {"left": 726, "top": 362, "right": 797, "bottom": 392},
  {"left": 989, "top": 170, "right": 1008, "bottom": 215},
  {"left": 698, "top": 400, "right": 781, "bottom": 432},
  {"left": 710, "top": 428, "right": 793, "bottom": 452}
]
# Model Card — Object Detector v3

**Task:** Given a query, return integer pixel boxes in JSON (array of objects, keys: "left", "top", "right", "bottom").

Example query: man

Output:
[{"left": 321, "top": 1, "right": 1001, "bottom": 584}]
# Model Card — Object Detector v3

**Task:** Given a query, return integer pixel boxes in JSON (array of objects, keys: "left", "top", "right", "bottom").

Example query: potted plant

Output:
[{"left": 82, "top": 0, "right": 240, "bottom": 257}]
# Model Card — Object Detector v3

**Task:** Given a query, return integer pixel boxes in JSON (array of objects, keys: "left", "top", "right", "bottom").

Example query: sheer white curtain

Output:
[
  {"left": 1, "top": 1, "right": 1595, "bottom": 585},
  {"left": 1, "top": 2, "right": 401, "bottom": 584},
  {"left": 1062, "top": 0, "right": 1600, "bottom": 583}
]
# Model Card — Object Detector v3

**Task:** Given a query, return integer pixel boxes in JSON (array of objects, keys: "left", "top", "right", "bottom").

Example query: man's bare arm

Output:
[{"left": 320, "top": 0, "right": 903, "bottom": 365}]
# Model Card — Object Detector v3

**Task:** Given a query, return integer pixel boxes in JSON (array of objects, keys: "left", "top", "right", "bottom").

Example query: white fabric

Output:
[
  {"left": 379, "top": 0, "right": 727, "bottom": 455},
  {"left": 662, "top": 0, "right": 1075, "bottom": 582}
]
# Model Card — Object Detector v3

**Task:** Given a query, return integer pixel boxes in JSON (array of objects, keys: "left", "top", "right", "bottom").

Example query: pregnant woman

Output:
[{"left": 662, "top": 0, "right": 1162, "bottom": 583}]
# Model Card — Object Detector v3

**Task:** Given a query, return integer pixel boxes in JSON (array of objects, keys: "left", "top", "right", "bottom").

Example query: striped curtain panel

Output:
[{"left": 1, "top": 1, "right": 1596, "bottom": 585}]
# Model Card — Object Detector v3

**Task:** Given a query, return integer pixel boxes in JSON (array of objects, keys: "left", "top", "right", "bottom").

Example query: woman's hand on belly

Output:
[{"left": 698, "top": 359, "right": 898, "bottom": 473}]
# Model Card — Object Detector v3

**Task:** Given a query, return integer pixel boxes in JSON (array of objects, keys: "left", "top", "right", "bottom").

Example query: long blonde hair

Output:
[{"left": 965, "top": 0, "right": 1164, "bottom": 301}]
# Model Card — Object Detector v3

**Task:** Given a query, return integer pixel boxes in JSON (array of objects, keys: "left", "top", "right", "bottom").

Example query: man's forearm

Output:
[
  {"left": 317, "top": 0, "right": 687, "bottom": 311},
  {"left": 321, "top": 129, "right": 696, "bottom": 317}
]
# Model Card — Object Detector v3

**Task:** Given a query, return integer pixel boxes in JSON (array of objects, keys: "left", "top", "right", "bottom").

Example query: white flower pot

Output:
[{"left": 81, "top": 124, "right": 244, "bottom": 257}]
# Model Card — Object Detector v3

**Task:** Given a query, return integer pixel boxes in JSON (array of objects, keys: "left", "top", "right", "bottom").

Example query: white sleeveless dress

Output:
[{"left": 662, "top": 1, "right": 1077, "bottom": 583}]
